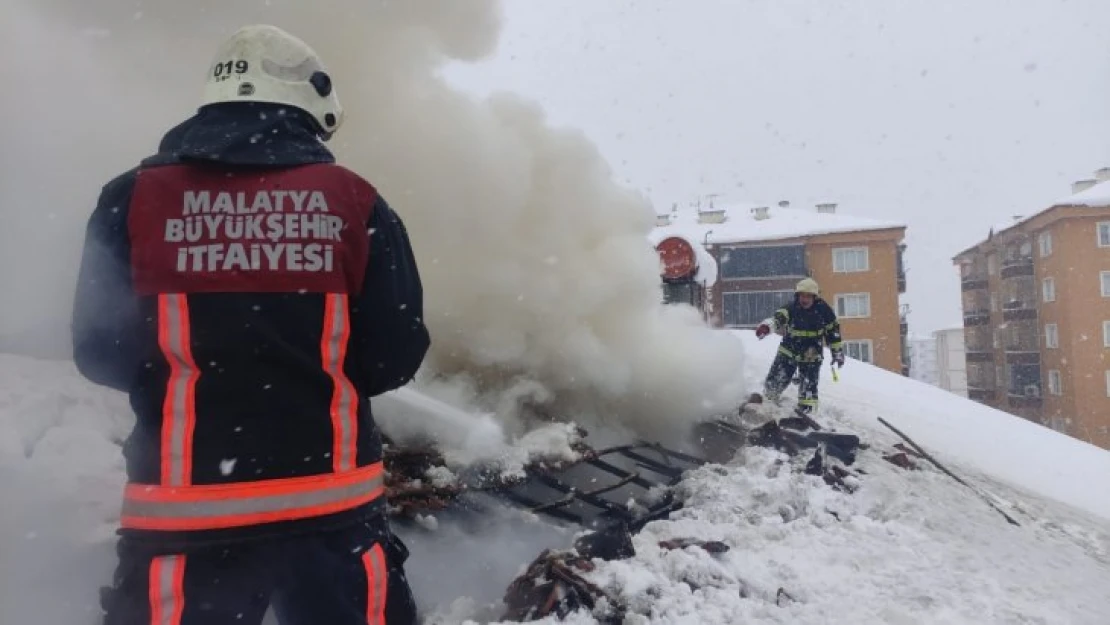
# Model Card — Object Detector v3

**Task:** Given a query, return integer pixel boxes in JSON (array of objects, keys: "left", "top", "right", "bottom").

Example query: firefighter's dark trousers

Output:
[
  {"left": 763, "top": 352, "right": 821, "bottom": 414},
  {"left": 100, "top": 519, "right": 418, "bottom": 625}
]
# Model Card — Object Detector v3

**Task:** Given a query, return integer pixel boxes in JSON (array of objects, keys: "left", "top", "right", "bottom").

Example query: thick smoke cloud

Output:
[{"left": 1, "top": 0, "right": 747, "bottom": 437}]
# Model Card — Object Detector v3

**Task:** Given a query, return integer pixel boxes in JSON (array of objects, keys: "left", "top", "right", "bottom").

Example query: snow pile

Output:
[
  {"left": 0, "top": 355, "right": 130, "bottom": 624},
  {"left": 1054, "top": 179, "right": 1110, "bottom": 208},
  {"left": 565, "top": 442, "right": 1110, "bottom": 625},
  {"left": 436, "top": 332, "right": 1110, "bottom": 624},
  {"left": 732, "top": 331, "right": 1110, "bottom": 522},
  {"left": 4, "top": 0, "right": 747, "bottom": 439}
]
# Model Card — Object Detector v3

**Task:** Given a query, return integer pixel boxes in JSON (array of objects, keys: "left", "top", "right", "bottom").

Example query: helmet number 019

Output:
[{"left": 213, "top": 60, "right": 250, "bottom": 80}]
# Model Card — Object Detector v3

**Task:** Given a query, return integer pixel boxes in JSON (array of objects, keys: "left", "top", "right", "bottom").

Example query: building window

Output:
[
  {"left": 1042, "top": 277, "right": 1056, "bottom": 302},
  {"left": 1102, "top": 271, "right": 1110, "bottom": 297},
  {"left": 1038, "top": 231, "right": 1053, "bottom": 257},
  {"left": 988, "top": 254, "right": 998, "bottom": 275},
  {"left": 990, "top": 293, "right": 998, "bottom": 312},
  {"left": 718, "top": 245, "right": 806, "bottom": 279},
  {"left": 1098, "top": 222, "right": 1110, "bottom": 247},
  {"left": 832, "top": 247, "right": 869, "bottom": 273},
  {"left": 1044, "top": 324, "right": 1059, "bottom": 349},
  {"left": 1104, "top": 320, "right": 1110, "bottom": 348},
  {"left": 1047, "top": 370, "right": 1062, "bottom": 396},
  {"left": 835, "top": 293, "right": 871, "bottom": 318},
  {"left": 1008, "top": 364, "right": 1041, "bottom": 397},
  {"left": 843, "top": 340, "right": 873, "bottom": 363},
  {"left": 721, "top": 290, "right": 795, "bottom": 327},
  {"left": 1106, "top": 370, "right": 1110, "bottom": 397}
]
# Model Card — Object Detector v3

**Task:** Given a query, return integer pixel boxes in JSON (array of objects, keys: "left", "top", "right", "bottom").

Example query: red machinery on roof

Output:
[{"left": 655, "top": 236, "right": 697, "bottom": 281}]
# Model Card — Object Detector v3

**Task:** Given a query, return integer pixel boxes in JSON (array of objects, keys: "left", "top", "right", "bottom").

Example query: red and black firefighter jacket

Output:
[{"left": 71, "top": 103, "right": 430, "bottom": 547}]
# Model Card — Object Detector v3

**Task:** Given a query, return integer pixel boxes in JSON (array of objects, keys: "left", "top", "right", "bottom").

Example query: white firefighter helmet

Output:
[
  {"left": 795, "top": 277, "right": 820, "bottom": 296},
  {"left": 200, "top": 25, "right": 344, "bottom": 140}
]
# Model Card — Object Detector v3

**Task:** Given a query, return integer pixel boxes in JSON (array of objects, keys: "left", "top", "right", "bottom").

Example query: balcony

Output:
[
  {"left": 968, "top": 388, "right": 998, "bottom": 402},
  {"left": 1004, "top": 350, "right": 1041, "bottom": 365},
  {"left": 962, "top": 309, "right": 992, "bottom": 327},
  {"left": 1001, "top": 302, "right": 1037, "bottom": 322},
  {"left": 965, "top": 350, "right": 995, "bottom": 363},
  {"left": 961, "top": 276, "right": 989, "bottom": 292},
  {"left": 1007, "top": 385, "right": 1043, "bottom": 407},
  {"left": 897, "top": 271, "right": 907, "bottom": 294},
  {"left": 1000, "top": 258, "right": 1034, "bottom": 280}
]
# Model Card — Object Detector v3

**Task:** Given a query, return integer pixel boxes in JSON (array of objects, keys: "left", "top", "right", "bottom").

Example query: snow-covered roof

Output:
[
  {"left": 1053, "top": 179, "right": 1110, "bottom": 208},
  {"left": 650, "top": 201, "right": 905, "bottom": 248},
  {"left": 959, "top": 181, "right": 1110, "bottom": 254}
]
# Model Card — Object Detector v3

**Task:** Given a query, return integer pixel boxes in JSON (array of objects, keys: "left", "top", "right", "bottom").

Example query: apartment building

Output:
[
  {"left": 953, "top": 170, "right": 1110, "bottom": 450},
  {"left": 652, "top": 199, "right": 909, "bottom": 375}
]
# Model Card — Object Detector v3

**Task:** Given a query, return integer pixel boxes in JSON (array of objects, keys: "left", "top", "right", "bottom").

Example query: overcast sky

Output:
[{"left": 445, "top": 0, "right": 1110, "bottom": 334}]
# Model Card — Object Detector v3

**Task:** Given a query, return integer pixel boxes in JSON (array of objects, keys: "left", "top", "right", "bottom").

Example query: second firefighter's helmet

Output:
[{"left": 795, "top": 277, "right": 820, "bottom": 296}]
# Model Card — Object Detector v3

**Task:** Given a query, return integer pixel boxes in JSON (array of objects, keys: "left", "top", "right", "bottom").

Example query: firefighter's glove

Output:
[{"left": 832, "top": 350, "right": 846, "bottom": 368}]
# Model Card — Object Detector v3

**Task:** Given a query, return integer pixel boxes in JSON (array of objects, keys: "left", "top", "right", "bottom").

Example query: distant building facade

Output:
[
  {"left": 934, "top": 328, "right": 968, "bottom": 397},
  {"left": 651, "top": 199, "right": 909, "bottom": 376},
  {"left": 953, "top": 169, "right": 1110, "bottom": 450},
  {"left": 908, "top": 336, "right": 939, "bottom": 386}
]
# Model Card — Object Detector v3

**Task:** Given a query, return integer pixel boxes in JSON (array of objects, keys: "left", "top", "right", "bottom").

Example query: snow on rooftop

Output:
[
  {"left": 651, "top": 201, "right": 905, "bottom": 247},
  {"left": 1054, "top": 178, "right": 1110, "bottom": 208}
]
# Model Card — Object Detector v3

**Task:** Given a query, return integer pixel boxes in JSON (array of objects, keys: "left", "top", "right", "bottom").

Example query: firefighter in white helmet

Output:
[
  {"left": 755, "top": 277, "right": 845, "bottom": 419},
  {"left": 76, "top": 25, "right": 425, "bottom": 624}
]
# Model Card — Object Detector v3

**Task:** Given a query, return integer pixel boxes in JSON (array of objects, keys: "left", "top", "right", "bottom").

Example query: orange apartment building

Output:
[
  {"left": 953, "top": 170, "right": 1110, "bottom": 450},
  {"left": 652, "top": 199, "right": 909, "bottom": 375}
]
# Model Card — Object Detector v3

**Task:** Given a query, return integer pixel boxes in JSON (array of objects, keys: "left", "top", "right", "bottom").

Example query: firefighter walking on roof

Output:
[
  {"left": 71, "top": 25, "right": 427, "bottom": 625},
  {"left": 755, "top": 278, "right": 845, "bottom": 417}
]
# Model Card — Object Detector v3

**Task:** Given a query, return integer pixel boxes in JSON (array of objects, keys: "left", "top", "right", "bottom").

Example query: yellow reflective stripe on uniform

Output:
[
  {"left": 791, "top": 329, "right": 822, "bottom": 337},
  {"left": 798, "top": 398, "right": 819, "bottom": 407},
  {"left": 778, "top": 346, "right": 795, "bottom": 358},
  {"left": 829, "top": 341, "right": 844, "bottom": 350},
  {"left": 824, "top": 321, "right": 838, "bottom": 331}
]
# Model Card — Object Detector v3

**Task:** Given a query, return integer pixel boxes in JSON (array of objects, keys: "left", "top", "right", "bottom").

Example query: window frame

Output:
[
  {"left": 1103, "top": 320, "right": 1110, "bottom": 348},
  {"left": 717, "top": 244, "right": 808, "bottom": 280},
  {"left": 835, "top": 293, "right": 872, "bottom": 319},
  {"left": 1097, "top": 221, "right": 1110, "bottom": 248},
  {"left": 1042, "top": 277, "right": 1056, "bottom": 303},
  {"left": 832, "top": 246, "right": 870, "bottom": 273},
  {"left": 843, "top": 339, "right": 874, "bottom": 364},
  {"left": 720, "top": 289, "right": 796, "bottom": 328},
  {"left": 1101, "top": 271, "right": 1110, "bottom": 298},
  {"left": 1047, "top": 370, "right": 1062, "bottom": 396},
  {"left": 1038, "top": 231, "right": 1053, "bottom": 257},
  {"left": 1044, "top": 323, "right": 1059, "bottom": 349}
]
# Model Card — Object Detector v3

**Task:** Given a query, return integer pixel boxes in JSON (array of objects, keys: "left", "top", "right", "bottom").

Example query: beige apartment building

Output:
[
  {"left": 954, "top": 170, "right": 1110, "bottom": 450},
  {"left": 652, "top": 199, "right": 909, "bottom": 375}
]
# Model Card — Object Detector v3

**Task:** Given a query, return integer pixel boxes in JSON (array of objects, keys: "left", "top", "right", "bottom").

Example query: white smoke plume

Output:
[{"left": 2, "top": 0, "right": 748, "bottom": 438}]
